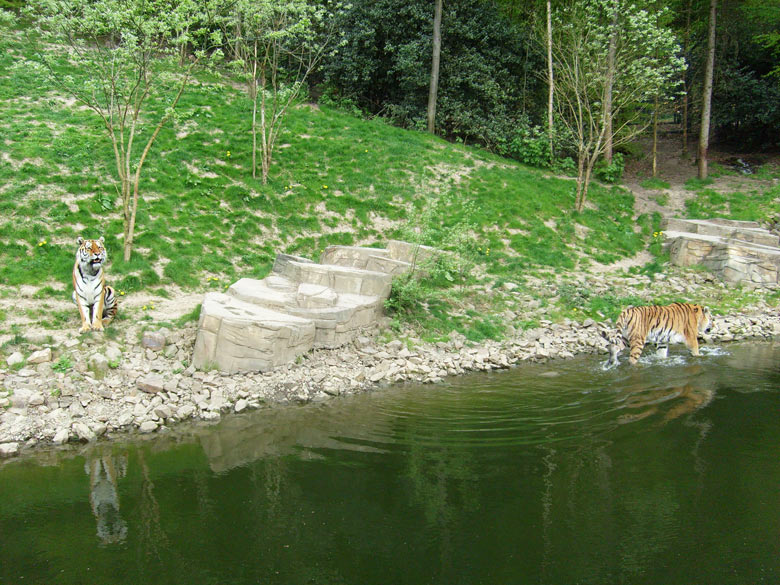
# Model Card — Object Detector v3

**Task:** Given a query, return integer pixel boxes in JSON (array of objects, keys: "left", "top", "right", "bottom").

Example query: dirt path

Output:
[{"left": 623, "top": 127, "right": 779, "bottom": 220}]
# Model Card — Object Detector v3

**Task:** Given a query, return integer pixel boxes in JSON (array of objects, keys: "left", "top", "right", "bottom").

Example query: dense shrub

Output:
[{"left": 318, "top": 0, "right": 544, "bottom": 151}]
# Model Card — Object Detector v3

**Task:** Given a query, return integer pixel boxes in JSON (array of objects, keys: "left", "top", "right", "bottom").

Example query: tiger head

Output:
[
  {"left": 76, "top": 236, "right": 107, "bottom": 274},
  {"left": 694, "top": 304, "right": 713, "bottom": 335}
]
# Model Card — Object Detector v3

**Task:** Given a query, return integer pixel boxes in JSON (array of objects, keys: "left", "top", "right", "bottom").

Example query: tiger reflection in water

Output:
[
  {"left": 616, "top": 365, "right": 715, "bottom": 425},
  {"left": 85, "top": 453, "right": 128, "bottom": 544}
]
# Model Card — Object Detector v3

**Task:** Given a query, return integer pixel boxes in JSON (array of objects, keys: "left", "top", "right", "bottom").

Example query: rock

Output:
[
  {"left": 6, "top": 352, "right": 24, "bottom": 367},
  {"left": 177, "top": 404, "right": 196, "bottom": 419},
  {"left": 0, "top": 442, "right": 20, "bottom": 457},
  {"left": 105, "top": 345, "right": 122, "bottom": 363},
  {"left": 234, "top": 399, "right": 248, "bottom": 413},
  {"left": 72, "top": 421, "right": 96, "bottom": 442},
  {"left": 139, "top": 420, "right": 158, "bottom": 433},
  {"left": 53, "top": 428, "right": 70, "bottom": 444},
  {"left": 137, "top": 374, "right": 165, "bottom": 393},
  {"left": 153, "top": 405, "right": 172, "bottom": 419},
  {"left": 27, "top": 392, "right": 45, "bottom": 407},
  {"left": 27, "top": 348, "right": 52, "bottom": 364},
  {"left": 10, "top": 388, "right": 33, "bottom": 409},
  {"left": 88, "top": 354, "right": 110, "bottom": 379},
  {"left": 142, "top": 331, "right": 167, "bottom": 351}
]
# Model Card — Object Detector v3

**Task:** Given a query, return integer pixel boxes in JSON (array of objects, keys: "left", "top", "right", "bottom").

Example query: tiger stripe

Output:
[
  {"left": 72, "top": 237, "right": 118, "bottom": 332},
  {"left": 606, "top": 302, "right": 712, "bottom": 366}
]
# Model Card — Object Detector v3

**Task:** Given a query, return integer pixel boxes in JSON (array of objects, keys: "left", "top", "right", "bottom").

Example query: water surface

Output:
[{"left": 1, "top": 341, "right": 779, "bottom": 584}]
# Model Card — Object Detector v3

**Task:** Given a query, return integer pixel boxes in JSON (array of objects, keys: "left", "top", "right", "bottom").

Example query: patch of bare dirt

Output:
[{"left": 624, "top": 126, "right": 780, "bottom": 220}]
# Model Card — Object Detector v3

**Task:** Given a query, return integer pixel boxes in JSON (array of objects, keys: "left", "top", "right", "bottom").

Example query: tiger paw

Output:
[{"left": 79, "top": 324, "right": 92, "bottom": 333}]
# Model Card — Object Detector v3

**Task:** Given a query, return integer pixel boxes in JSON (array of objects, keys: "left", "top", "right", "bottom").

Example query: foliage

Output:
[
  {"left": 319, "top": 0, "right": 541, "bottom": 151},
  {"left": 549, "top": 0, "right": 685, "bottom": 211},
  {"left": 594, "top": 152, "right": 625, "bottom": 183},
  {"left": 23, "top": 0, "right": 224, "bottom": 261},
  {"left": 226, "top": 0, "right": 341, "bottom": 183}
]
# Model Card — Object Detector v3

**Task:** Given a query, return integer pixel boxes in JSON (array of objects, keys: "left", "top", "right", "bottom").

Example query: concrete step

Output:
[
  {"left": 273, "top": 258, "right": 393, "bottom": 298},
  {"left": 663, "top": 218, "right": 779, "bottom": 247},
  {"left": 320, "top": 245, "right": 412, "bottom": 276},
  {"left": 192, "top": 292, "right": 315, "bottom": 373},
  {"left": 663, "top": 219, "right": 780, "bottom": 287},
  {"left": 193, "top": 241, "right": 435, "bottom": 373},
  {"left": 227, "top": 277, "right": 386, "bottom": 349}
]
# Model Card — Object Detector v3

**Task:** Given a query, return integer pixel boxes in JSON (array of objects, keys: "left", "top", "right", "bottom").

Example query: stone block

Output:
[
  {"left": 320, "top": 245, "right": 390, "bottom": 269},
  {"left": 192, "top": 292, "right": 315, "bottom": 374},
  {"left": 665, "top": 219, "right": 780, "bottom": 287},
  {"left": 275, "top": 260, "right": 392, "bottom": 298}
]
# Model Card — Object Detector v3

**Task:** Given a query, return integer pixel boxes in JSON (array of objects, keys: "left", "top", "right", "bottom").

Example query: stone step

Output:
[
  {"left": 227, "top": 277, "right": 386, "bottom": 349},
  {"left": 387, "top": 240, "right": 439, "bottom": 265},
  {"left": 664, "top": 219, "right": 780, "bottom": 286},
  {"left": 193, "top": 241, "right": 436, "bottom": 374},
  {"left": 273, "top": 258, "right": 393, "bottom": 298},
  {"left": 192, "top": 292, "right": 315, "bottom": 373},
  {"left": 320, "top": 245, "right": 412, "bottom": 276},
  {"left": 663, "top": 218, "right": 779, "bottom": 247}
]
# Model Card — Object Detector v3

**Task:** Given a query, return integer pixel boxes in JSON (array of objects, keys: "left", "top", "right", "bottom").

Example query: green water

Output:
[{"left": 1, "top": 342, "right": 779, "bottom": 585}]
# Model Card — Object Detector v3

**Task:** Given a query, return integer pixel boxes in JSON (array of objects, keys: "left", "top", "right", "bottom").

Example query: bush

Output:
[{"left": 595, "top": 152, "right": 625, "bottom": 183}]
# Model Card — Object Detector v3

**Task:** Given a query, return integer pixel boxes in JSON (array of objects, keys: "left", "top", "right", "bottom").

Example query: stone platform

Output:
[
  {"left": 192, "top": 241, "right": 436, "bottom": 373},
  {"left": 663, "top": 218, "right": 780, "bottom": 287}
]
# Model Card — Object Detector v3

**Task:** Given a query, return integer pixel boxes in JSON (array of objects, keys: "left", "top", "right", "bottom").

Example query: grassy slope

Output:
[{"left": 0, "top": 24, "right": 778, "bottom": 342}]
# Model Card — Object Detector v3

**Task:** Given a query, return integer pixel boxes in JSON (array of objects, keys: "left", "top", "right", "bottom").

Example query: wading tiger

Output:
[
  {"left": 606, "top": 302, "right": 712, "bottom": 367},
  {"left": 72, "top": 236, "right": 118, "bottom": 333}
]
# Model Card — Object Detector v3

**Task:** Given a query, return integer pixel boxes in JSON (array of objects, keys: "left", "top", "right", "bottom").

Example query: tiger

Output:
[
  {"left": 606, "top": 302, "right": 713, "bottom": 367},
  {"left": 72, "top": 236, "right": 118, "bottom": 333}
]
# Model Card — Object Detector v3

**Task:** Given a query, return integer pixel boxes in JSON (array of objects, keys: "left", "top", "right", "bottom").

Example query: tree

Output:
[
  {"left": 26, "top": 0, "right": 222, "bottom": 262},
  {"left": 697, "top": 0, "right": 716, "bottom": 179},
  {"left": 550, "top": 0, "right": 685, "bottom": 212},
  {"left": 427, "top": 0, "right": 443, "bottom": 133},
  {"left": 546, "top": 0, "right": 554, "bottom": 160},
  {"left": 227, "top": 0, "right": 338, "bottom": 184}
]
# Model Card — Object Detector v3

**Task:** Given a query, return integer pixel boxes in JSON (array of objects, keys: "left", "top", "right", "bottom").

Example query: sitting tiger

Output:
[
  {"left": 73, "top": 236, "right": 118, "bottom": 333},
  {"left": 606, "top": 302, "right": 712, "bottom": 367}
]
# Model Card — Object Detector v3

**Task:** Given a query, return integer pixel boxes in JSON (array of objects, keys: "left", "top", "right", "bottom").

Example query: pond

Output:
[{"left": 1, "top": 341, "right": 779, "bottom": 585}]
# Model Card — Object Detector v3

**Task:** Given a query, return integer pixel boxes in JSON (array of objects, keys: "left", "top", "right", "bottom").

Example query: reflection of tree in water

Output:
[
  {"left": 407, "top": 443, "right": 479, "bottom": 580},
  {"left": 85, "top": 451, "right": 128, "bottom": 545},
  {"left": 137, "top": 447, "right": 172, "bottom": 566}
]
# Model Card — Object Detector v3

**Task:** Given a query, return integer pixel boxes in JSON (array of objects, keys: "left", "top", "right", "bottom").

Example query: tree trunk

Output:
[
  {"left": 652, "top": 95, "right": 659, "bottom": 177},
  {"left": 575, "top": 151, "right": 586, "bottom": 212},
  {"left": 546, "top": 0, "right": 554, "bottom": 161},
  {"left": 603, "top": 9, "right": 618, "bottom": 165},
  {"left": 698, "top": 0, "right": 717, "bottom": 180},
  {"left": 427, "top": 0, "right": 443, "bottom": 133},
  {"left": 681, "top": 0, "right": 691, "bottom": 157},
  {"left": 251, "top": 41, "right": 258, "bottom": 180}
]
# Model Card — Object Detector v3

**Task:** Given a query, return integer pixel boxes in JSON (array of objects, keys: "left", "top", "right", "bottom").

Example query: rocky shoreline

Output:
[{"left": 1, "top": 270, "right": 779, "bottom": 458}]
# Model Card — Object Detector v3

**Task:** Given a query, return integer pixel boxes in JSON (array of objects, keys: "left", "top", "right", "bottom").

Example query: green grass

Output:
[
  {"left": 1, "top": 21, "right": 777, "bottom": 339},
  {"left": 684, "top": 185, "right": 780, "bottom": 222},
  {"left": 0, "top": 23, "right": 644, "bottom": 293},
  {"left": 640, "top": 177, "right": 671, "bottom": 190}
]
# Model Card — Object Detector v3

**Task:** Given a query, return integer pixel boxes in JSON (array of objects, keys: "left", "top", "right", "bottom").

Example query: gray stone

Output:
[
  {"left": 27, "top": 348, "right": 52, "bottom": 364},
  {"left": 139, "top": 420, "right": 158, "bottom": 433},
  {"left": 177, "top": 404, "right": 196, "bottom": 419},
  {"left": 105, "top": 345, "right": 123, "bottom": 364},
  {"left": 664, "top": 219, "right": 780, "bottom": 287},
  {"left": 234, "top": 399, "right": 248, "bottom": 413},
  {"left": 6, "top": 352, "right": 23, "bottom": 367},
  {"left": 192, "top": 292, "right": 316, "bottom": 374},
  {"left": 72, "top": 421, "right": 96, "bottom": 442},
  {"left": 53, "top": 428, "right": 70, "bottom": 444},
  {"left": 88, "top": 353, "right": 110, "bottom": 379},
  {"left": 27, "top": 392, "right": 45, "bottom": 407},
  {"left": 142, "top": 331, "right": 167, "bottom": 351},
  {"left": 137, "top": 374, "right": 165, "bottom": 393},
  {"left": 0, "top": 442, "right": 19, "bottom": 457}
]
